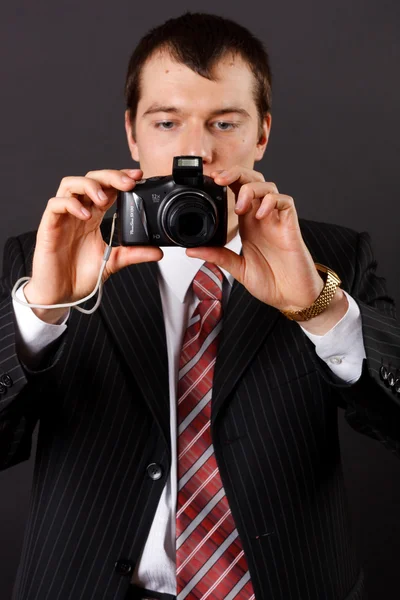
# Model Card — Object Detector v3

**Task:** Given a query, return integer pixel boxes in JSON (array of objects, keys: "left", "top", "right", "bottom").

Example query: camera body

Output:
[{"left": 117, "top": 156, "right": 227, "bottom": 247}]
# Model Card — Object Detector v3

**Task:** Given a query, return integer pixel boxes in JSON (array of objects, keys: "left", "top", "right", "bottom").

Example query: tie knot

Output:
[{"left": 193, "top": 262, "right": 223, "bottom": 302}]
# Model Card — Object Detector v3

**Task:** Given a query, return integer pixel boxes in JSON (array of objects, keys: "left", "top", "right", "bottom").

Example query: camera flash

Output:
[{"left": 178, "top": 158, "right": 201, "bottom": 167}]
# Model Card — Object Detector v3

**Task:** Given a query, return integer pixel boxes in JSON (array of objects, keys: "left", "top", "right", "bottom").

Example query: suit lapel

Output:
[
  {"left": 212, "top": 280, "right": 280, "bottom": 424},
  {"left": 99, "top": 260, "right": 170, "bottom": 448}
]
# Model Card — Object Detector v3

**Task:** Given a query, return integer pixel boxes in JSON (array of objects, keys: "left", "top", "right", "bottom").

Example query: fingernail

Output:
[
  {"left": 218, "top": 170, "right": 228, "bottom": 178},
  {"left": 122, "top": 176, "right": 131, "bottom": 183},
  {"left": 256, "top": 206, "right": 266, "bottom": 218},
  {"left": 81, "top": 207, "right": 91, "bottom": 217},
  {"left": 98, "top": 189, "right": 107, "bottom": 201},
  {"left": 235, "top": 198, "right": 245, "bottom": 211}
]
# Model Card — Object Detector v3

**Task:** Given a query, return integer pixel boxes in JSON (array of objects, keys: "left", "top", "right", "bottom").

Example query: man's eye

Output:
[
  {"left": 155, "top": 121, "right": 175, "bottom": 130},
  {"left": 214, "top": 122, "right": 238, "bottom": 131}
]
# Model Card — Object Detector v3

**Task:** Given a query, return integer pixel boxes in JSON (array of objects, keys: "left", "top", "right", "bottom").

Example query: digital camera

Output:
[{"left": 117, "top": 156, "right": 227, "bottom": 247}]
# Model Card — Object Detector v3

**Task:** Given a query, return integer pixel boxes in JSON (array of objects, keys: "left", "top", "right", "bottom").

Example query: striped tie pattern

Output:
[{"left": 176, "top": 262, "right": 255, "bottom": 600}]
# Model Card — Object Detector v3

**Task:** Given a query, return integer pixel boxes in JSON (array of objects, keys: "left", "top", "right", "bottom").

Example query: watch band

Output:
[{"left": 280, "top": 263, "right": 342, "bottom": 322}]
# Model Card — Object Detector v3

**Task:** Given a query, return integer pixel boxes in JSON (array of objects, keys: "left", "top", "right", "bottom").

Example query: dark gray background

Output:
[{"left": 1, "top": 0, "right": 399, "bottom": 598}]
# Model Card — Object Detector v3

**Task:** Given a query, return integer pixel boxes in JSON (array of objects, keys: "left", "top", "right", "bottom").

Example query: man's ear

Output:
[
  {"left": 124, "top": 110, "right": 140, "bottom": 162},
  {"left": 255, "top": 113, "right": 272, "bottom": 162}
]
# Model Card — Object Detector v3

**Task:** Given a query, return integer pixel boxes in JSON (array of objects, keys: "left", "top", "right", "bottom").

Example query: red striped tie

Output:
[{"left": 176, "top": 262, "right": 255, "bottom": 600}]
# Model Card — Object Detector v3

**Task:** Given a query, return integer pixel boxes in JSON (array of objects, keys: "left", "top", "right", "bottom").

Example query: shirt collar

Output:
[{"left": 157, "top": 231, "right": 242, "bottom": 303}]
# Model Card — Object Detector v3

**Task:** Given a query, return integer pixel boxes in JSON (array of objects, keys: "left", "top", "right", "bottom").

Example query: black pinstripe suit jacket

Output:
[{"left": 1, "top": 218, "right": 400, "bottom": 600}]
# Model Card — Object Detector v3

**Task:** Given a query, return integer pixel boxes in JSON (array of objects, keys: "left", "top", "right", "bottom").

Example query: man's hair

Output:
[{"left": 124, "top": 12, "right": 272, "bottom": 140}]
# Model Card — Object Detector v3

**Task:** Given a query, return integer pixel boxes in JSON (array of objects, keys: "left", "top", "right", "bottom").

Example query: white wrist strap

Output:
[{"left": 11, "top": 212, "right": 117, "bottom": 315}]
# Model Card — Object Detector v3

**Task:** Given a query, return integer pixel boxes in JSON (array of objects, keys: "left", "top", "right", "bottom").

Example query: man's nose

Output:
[{"left": 178, "top": 126, "right": 213, "bottom": 164}]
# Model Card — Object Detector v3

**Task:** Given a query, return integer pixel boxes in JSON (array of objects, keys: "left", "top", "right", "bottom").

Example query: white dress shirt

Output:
[{"left": 12, "top": 232, "right": 366, "bottom": 594}]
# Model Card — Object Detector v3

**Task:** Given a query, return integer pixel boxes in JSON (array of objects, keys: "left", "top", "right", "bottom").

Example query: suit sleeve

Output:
[
  {"left": 0, "top": 235, "right": 66, "bottom": 470},
  {"left": 309, "top": 230, "right": 400, "bottom": 456}
]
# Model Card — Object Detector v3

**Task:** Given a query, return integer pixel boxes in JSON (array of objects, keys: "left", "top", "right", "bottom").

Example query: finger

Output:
[
  {"left": 56, "top": 176, "right": 114, "bottom": 209},
  {"left": 212, "top": 165, "right": 267, "bottom": 193},
  {"left": 212, "top": 167, "right": 280, "bottom": 212},
  {"left": 106, "top": 245, "right": 164, "bottom": 276},
  {"left": 255, "top": 193, "right": 295, "bottom": 220},
  {"left": 118, "top": 168, "right": 143, "bottom": 179},
  {"left": 42, "top": 197, "right": 95, "bottom": 229},
  {"left": 56, "top": 170, "right": 141, "bottom": 204},
  {"left": 234, "top": 182, "right": 279, "bottom": 214},
  {"left": 85, "top": 168, "right": 143, "bottom": 183},
  {"left": 185, "top": 247, "right": 244, "bottom": 283}
]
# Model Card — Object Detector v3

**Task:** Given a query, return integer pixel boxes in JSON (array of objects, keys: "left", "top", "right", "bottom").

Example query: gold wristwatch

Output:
[{"left": 280, "top": 264, "right": 342, "bottom": 322}]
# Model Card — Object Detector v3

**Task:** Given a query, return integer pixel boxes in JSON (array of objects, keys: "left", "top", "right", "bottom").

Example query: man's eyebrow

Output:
[
  {"left": 142, "top": 104, "right": 251, "bottom": 118},
  {"left": 142, "top": 105, "right": 181, "bottom": 117},
  {"left": 209, "top": 107, "right": 251, "bottom": 119}
]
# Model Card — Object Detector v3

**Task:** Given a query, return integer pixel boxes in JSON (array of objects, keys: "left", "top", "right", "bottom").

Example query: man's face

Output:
[{"left": 125, "top": 50, "right": 271, "bottom": 191}]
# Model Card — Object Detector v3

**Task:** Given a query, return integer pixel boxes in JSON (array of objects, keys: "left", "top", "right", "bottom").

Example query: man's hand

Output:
[
  {"left": 186, "top": 166, "right": 348, "bottom": 332},
  {"left": 24, "top": 169, "right": 163, "bottom": 324}
]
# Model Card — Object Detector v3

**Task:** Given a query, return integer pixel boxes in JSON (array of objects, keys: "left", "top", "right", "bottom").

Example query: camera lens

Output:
[
  {"left": 161, "top": 191, "right": 218, "bottom": 247},
  {"left": 178, "top": 213, "right": 204, "bottom": 237}
]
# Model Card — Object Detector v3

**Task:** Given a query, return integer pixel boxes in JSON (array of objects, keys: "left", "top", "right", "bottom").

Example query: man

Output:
[{"left": 1, "top": 11, "right": 399, "bottom": 600}]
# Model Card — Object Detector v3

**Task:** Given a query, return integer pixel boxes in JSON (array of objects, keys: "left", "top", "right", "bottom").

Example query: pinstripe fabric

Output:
[{"left": 0, "top": 217, "right": 398, "bottom": 600}]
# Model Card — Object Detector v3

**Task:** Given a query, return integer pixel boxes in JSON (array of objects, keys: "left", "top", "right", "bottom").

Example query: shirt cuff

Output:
[
  {"left": 299, "top": 290, "right": 366, "bottom": 384},
  {"left": 13, "top": 282, "right": 70, "bottom": 365}
]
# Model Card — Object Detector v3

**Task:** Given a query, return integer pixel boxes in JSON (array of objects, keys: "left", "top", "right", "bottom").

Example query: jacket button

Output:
[
  {"left": 330, "top": 356, "right": 343, "bottom": 365},
  {"left": 114, "top": 559, "right": 134, "bottom": 576},
  {"left": 387, "top": 372, "right": 395, "bottom": 387},
  {"left": 0, "top": 382, "right": 6, "bottom": 395},
  {"left": 0, "top": 373, "right": 13, "bottom": 387},
  {"left": 380, "top": 365, "right": 388, "bottom": 380},
  {"left": 147, "top": 463, "right": 163, "bottom": 480}
]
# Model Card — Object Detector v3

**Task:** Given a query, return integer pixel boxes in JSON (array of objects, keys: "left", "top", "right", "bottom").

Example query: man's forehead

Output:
[
  {"left": 140, "top": 49, "right": 253, "bottom": 82},
  {"left": 138, "top": 51, "right": 256, "bottom": 113}
]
